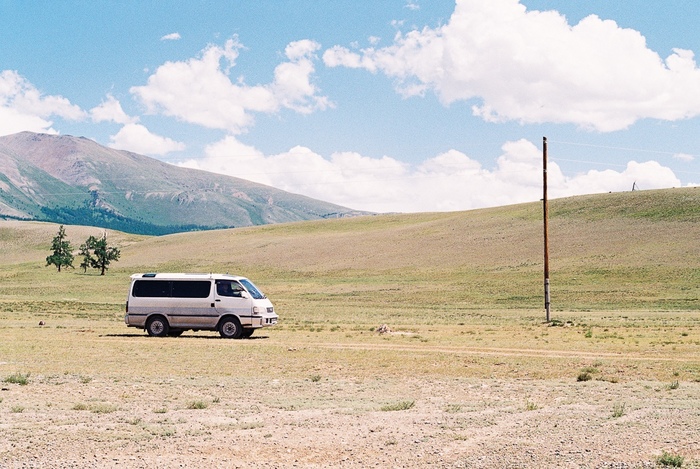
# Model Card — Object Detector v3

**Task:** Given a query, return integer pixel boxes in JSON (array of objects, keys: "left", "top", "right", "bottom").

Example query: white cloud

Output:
[
  {"left": 90, "top": 94, "right": 139, "bottom": 125},
  {"left": 405, "top": 1, "right": 420, "bottom": 11},
  {"left": 130, "top": 37, "right": 330, "bottom": 134},
  {"left": 160, "top": 32, "right": 181, "bottom": 41},
  {"left": 0, "top": 70, "right": 85, "bottom": 136},
  {"left": 177, "top": 136, "right": 683, "bottom": 213},
  {"left": 673, "top": 152, "right": 695, "bottom": 162},
  {"left": 323, "top": 0, "right": 700, "bottom": 132},
  {"left": 109, "top": 123, "right": 185, "bottom": 156}
]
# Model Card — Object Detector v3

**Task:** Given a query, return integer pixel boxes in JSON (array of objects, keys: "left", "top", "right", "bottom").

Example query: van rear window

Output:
[{"left": 132, "top": 280, "right": 211, "bottom": 298}]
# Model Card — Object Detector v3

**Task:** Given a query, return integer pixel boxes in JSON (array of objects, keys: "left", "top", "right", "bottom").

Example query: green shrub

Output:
[{"left": 657, "top": 450, "right": 684, "bottom": 467}]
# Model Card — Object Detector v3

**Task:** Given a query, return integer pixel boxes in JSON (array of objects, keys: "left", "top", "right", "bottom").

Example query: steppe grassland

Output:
[
  {"left": 1, "top": 190, "right": 700, "bottom": 466},
  {"left": 1, "top": 189, "right": 699, "bottom": 384}
]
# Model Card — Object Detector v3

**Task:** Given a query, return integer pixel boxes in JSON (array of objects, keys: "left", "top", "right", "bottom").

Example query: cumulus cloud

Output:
[
  {"left": 90, "top": 94, "right": 139, "bottom": 125},
  {"left": 108, "top": 123, "right": 185, "bottom": 156},
  {"left": 160, "top": 32, "right": 181, "bottom": 41},
  {"left": 0, "top": 70, "right": 86, "bottom": 136},
  {"left": 177, "top": 136, "right": 682, "bottom": 213},
  {"left": 130, "top": 37, "right": 330, "bottom": 134},
  {"left": 323, "top": 0, "right": 700, "bottom": 132}
]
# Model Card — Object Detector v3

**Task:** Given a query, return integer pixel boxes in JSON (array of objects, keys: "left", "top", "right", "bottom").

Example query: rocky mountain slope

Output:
[{"left": 0, "top": 132, "right": 365, "bottom": 234}]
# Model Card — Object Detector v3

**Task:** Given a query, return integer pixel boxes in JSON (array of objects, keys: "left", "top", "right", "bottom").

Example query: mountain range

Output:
[{"left": 0, "top": 132, "right": 366, "bottom": 235}]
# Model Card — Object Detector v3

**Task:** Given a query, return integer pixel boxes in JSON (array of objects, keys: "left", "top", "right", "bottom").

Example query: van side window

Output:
[
  {"left": 172, "top": 281, "right": 211, "bottom": 298},
  {"left": 216, "top": 280, "right": 244, "bottom": 297},
  {"left": 133, "top": 280, "right": 170, "bottom": 297},
  {"left": 132, "top": 280, "right": 211, "bottom": 298}
]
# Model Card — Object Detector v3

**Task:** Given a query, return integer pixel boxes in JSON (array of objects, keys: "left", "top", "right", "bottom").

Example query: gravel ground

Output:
[{"left": 1, "top": 375, "right": 699, "bottom": 468}]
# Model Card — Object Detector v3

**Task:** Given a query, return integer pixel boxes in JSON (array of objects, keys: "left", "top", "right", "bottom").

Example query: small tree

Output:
[
  {"left": 46, "top": 225, "right": 74, "bottom": 272},
  {"left": 79, "top": 232, "right": 120, "bottom": 275}
]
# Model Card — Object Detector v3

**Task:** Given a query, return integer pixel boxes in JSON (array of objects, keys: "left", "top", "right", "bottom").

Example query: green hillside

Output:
[{"left": 1, "top": 187, "right": 698, "bottom": 314}]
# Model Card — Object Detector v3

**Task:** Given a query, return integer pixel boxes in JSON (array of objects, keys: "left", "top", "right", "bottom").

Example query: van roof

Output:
[{"left": 130, "top": 273, "right": 247, "bottom": 281}]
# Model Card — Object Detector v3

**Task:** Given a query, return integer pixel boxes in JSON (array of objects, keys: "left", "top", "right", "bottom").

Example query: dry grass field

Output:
[{"left": 1, "top": 188, "right": 700, "bottom": 467}]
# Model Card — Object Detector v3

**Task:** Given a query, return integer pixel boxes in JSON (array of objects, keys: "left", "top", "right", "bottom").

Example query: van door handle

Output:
[{"left": 215, "top": 299, "right": 221, "bottom": 302}]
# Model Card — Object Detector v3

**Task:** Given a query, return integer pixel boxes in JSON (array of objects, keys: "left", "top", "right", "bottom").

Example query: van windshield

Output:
[{"left": 239, "top": 278, "right": 265, "bottom": 300}]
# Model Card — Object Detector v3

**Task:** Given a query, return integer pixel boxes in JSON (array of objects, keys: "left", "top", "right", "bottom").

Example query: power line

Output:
[{"left": 548, "top": 139, "right": 699, "bottom": 159}]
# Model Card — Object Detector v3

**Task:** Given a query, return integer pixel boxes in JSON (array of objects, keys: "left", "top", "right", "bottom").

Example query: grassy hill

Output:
[{"left": 1, "top": 187, "right": 698, "bottom": 316}]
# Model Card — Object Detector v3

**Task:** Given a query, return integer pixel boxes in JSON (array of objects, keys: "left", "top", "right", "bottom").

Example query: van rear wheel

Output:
[
  {"left": 218, "top": 317, "right": 243, "bottom": 339},
  {"left": 146, "top": 316, "right": 169, "bottom": 337}
]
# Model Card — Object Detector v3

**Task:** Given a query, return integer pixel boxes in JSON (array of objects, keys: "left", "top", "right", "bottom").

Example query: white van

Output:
[{"left": 124, "top": 273, "right": 278, "bottom": 338}]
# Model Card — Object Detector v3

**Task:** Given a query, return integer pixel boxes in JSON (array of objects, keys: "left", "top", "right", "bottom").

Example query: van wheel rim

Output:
[{"left": 223, "top": 322, "right": 237, "bottom": 336}]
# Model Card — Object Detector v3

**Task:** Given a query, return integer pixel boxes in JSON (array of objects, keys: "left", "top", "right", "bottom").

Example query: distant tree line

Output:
[
  {"left": 39, "top": 205, "right": 230, "bottom": 236},
  {"left": 46, "top": 225, "right": 120, "bottom": 275}
]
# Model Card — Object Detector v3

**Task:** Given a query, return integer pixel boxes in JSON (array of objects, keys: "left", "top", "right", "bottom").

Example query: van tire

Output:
[
  {"left": 146, "top": 316, "right": 169, "bottom": 337},
  {"left": 218, "top": 316, "right": 243, "bottom": 339},
  {"left": 241, "top": 328, "right": 255, "bottom": 338}
]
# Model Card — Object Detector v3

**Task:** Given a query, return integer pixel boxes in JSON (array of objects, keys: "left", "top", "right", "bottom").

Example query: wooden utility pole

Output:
[{"left": 543, "top": 137, "right": 551, "bottom": 322}]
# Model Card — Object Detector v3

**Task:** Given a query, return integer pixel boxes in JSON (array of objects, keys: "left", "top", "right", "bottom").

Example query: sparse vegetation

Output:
[
  {"left": 445, "top": 404, "right": 463, "bottom": 413},
  {"left": 4, "top": 372, "right": 30, "bottom": 386},
  {"left": 657, "top": 450, "right": 684, "bottom": 467},
  {"left": 187, "top": 401, "right": 208, "bottom": 410},
  {"left": 90, "top": 403, "right": 118, "bottom": 414},
  {"left": 611, "top": 403, "right": 626, "bottom": 418},
  {"left": 381, "top": 401, "right": 415, "bottom": 412}
]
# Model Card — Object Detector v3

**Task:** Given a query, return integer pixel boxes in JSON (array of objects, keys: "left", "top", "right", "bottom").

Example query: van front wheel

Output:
[
  {"left": 146, "top": 316, "right": 169, "bottom": 337},
  {"left": 219, "top": 317, "right": 243, "bottom": 339}
]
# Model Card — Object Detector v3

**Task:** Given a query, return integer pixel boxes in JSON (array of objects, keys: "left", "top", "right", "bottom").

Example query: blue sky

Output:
[{"left": 1, "top": 0, "right": 699, "bottom": 212}]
